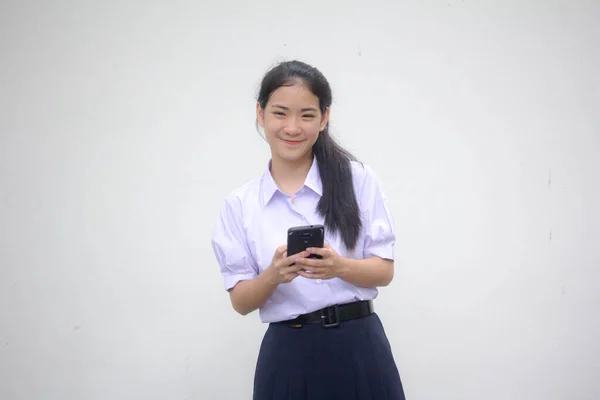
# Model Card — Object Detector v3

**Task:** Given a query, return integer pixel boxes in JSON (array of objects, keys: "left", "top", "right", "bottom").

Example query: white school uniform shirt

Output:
[{"left": 211, "top": 157, "right": 396, "bottom": 323}]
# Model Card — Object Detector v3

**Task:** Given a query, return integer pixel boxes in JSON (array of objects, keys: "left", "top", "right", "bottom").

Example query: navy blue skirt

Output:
[{"left": 253, "top": 313, "right": 406, "bottom": 400}]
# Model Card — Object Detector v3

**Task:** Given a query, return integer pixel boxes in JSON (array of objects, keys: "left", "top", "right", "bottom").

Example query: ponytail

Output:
[{"left": 313, "top": 128, "right": 361, "bottom": 250}]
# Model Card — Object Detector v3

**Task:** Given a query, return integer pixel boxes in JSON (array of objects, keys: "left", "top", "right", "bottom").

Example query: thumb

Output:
[{"left": 275, "top": 244, "right": 287, "bottom": 258}]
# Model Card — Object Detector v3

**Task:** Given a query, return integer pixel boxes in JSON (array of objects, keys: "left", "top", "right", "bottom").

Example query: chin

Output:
[{"left": 276, "top": 148, "right": 312, "bottom": 163}]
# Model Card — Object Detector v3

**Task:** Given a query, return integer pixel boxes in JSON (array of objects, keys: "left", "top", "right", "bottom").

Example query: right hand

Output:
[{"left": 266, "top": 244, "right": 309, "bottom": 285}]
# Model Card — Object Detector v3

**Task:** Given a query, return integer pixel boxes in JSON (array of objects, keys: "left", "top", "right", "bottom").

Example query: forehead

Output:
[{"left": 267, "top": 83, "right": 320, "bottom": 109}]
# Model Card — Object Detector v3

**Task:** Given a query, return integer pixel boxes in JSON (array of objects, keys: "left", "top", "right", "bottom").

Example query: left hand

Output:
[{"left": 296, "top": 243, "right": 342, "bottom": 280}]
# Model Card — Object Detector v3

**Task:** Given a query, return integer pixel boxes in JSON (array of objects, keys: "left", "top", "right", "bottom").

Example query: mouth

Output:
[{"left": 282, "top": 139, "right": 302, "bottom": 145}]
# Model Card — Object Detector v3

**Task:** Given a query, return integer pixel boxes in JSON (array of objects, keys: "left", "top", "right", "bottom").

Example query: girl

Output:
[{"left": 211, "top": 60, "right": 406, "bottom": 399}]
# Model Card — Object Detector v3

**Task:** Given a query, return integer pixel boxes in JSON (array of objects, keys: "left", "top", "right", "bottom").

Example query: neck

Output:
[{"left": 270, "top": 154, "right": 313, "bottom": 195}]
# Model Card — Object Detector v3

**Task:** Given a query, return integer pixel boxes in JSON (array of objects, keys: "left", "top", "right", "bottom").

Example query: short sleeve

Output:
[
  {"left": 211, "top": 196, "right": 258, "bottom": 291},
  {"left": 357, "top": 164, "right": 396, "bottom": 260}
]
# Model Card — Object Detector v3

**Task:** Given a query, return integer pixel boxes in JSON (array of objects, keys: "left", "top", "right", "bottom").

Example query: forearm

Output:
[
  {"left": 336, "top": 256, "right": 394, "bottom": 288},
  {"left": 229, "top": 269, "right": 278, "bottom": 315}
]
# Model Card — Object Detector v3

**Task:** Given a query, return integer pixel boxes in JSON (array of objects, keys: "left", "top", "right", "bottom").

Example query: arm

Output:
[
  {"left": 228, "top": 269, "right": 278, "bottom": 316},
  {"left": 211, "top": 196, "right": 263, "bottom": 315},
  {"left": 212, "top": 196, "right": 309, "bottom": 316},
  {"left": 355, "top": 163, "right": 397, "bottom": 286},
  {"left": 229, "top": 246, "right": 309, "bottom": 315},
  {"left": 336, "top": 256, "right": 394, "bottom": 288}
]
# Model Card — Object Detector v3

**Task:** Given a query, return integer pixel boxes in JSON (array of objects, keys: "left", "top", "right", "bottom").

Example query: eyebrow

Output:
[{"left": 272, "top": 104, "right": 319, "bottom": 112}]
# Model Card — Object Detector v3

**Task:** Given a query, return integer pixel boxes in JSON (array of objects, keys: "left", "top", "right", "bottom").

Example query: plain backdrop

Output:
[{"left": 1, "top": 1, "right": 599, "bottom": 399}]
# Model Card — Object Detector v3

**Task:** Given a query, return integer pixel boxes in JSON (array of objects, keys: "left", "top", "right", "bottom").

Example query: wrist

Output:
[
  {"left": 261, "top": 264, "right": 280, "bottom": 286},
  {"left": 335, "top": 256, "right": 353, "bottom": 279}
]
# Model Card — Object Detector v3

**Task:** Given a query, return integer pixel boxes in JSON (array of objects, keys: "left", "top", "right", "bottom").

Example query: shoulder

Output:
[
  {"left": 349, "top": 160, "right": 394, "bottom": 222},
  {"left": 350, "top": 160, "right": 375, "bottom": 180},
  {"left": 215, "top": 175, "right": 263, "bottom": 223},
  {"left": 349, "top": 160, "right": 384, "bottom": 196},
  {"left": 222, "top": 179, "right": 257, "bottom": 205},
  {"left": 222, "top": 174, "right": 263, "bottom": 206}
]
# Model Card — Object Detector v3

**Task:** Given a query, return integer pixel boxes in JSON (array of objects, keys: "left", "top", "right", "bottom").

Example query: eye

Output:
[
  {"left": 273, "top": 111, "right": 286, "bottom": 117},
  {"left": 302, "top": 114, "right": 316, "bottom": 119}
]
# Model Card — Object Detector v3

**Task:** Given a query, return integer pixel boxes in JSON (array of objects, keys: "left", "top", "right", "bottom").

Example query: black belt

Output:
[{"left": 277, "top": 300, "right": 374, "bottom": 328}]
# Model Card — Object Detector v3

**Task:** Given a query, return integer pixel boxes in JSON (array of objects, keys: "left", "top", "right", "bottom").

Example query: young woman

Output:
[{"left": 211, "top": 60, "right": 406, "bottom": 399}]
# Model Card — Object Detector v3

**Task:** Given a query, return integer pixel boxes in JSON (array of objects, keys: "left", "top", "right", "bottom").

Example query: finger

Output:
[
  {"left": 277, "top": 249, "right": 300, "bottom": 266},
  {"left": 284, "top": 271, "right": 300, "bottom": 281},
  {"left": 298, "top": 270, "right": 327, "bottom": 279},
  {"left": 287, "top": 266, "right": 303, "bottom": 276},
  {"left": 306, "top": 247, "right": 329, "bottom": 257},
  {"left": 282, "top": 264, "right": 304, "bottom": 272},
  {"left": 272, "top": 245, "right": 287, "bottom": 261},
  {"left": 297, "top": 270, "right": 310, "bottom": 278},
  {"left": 302, "top": 267, "right": 327, "bottom": 276},
  {"left": 284, "top": 250, "right": 310, "bottom": 265},
  {"left": 297, "top": 257, "right": 323, "bottom": 268},
  {"left": 276, "top": 244, "right": 287, "bottom": 256}
]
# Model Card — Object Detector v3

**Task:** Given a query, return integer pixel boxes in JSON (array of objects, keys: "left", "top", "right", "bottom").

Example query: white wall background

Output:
[{"left": 1, "top": 1, "right": 599, "bottom": 399}]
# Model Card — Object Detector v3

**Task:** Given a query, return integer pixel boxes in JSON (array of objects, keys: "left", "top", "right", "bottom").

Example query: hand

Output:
[
  {"left": 296, "top": 243, "right": 342, "bottom": 280},
  {"left": 265, "top": 244, "right": 310, "bottom": 285}
]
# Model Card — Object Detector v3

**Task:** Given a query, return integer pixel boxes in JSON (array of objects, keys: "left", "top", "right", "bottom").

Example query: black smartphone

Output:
[{"left": 287, "top": 224, "right": 325, "bottom": 259}]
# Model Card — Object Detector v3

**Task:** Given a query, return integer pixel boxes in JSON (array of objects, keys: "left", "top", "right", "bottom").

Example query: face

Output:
[{"left": 257, "top": 83, "right": 330, "bottom": 164}]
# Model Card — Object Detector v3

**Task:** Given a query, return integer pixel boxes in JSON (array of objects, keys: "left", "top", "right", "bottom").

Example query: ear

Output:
[
  {"left": 256, "top": 102, "right": 265, "bottom": 128},
  {"left": 319, "top": 107, "right": 330, "bottom": 132}
]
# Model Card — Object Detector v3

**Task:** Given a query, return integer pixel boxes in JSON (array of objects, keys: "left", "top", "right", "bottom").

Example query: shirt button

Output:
[{"left": 316, "top": 279, "right": 322, "bottom": 284}]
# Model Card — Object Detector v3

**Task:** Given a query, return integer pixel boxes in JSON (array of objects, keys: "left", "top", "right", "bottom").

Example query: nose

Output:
[{"left": 283, "top": 118, "right": 302, "bottom": 136}]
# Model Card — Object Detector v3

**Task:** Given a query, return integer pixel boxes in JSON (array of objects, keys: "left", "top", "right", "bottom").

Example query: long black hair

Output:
[{"left": 256, "top": 60, "right": 362, "bottom": 250}]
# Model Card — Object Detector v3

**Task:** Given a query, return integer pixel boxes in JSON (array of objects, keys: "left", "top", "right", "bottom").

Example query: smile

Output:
[{"left": 282, "top": 139, "right": 302, "bottom": 145}]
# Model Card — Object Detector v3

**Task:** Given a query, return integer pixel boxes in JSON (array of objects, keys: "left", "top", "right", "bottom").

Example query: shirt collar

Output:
[{"left": 261, "top": 156, "right": 322, "bottom": 206}]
